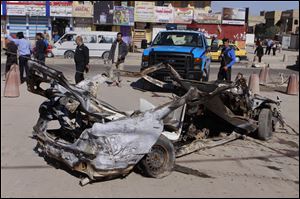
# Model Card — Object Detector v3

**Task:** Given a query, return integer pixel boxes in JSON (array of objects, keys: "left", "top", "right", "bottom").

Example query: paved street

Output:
[{"left": 1, "top": 48, "right": 299, "bottom": 197}]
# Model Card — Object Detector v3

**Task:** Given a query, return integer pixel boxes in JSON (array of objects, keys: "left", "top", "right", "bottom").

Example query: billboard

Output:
[
  {"left": 113, "top": 6, "right": 134, "bottom": 26},
  {"left": 222, "top": 7, "right": 246, "bottom": 25},
  {"left": 72, "top": 1, "right": 93, "bottom": 18},
  {"left": 93, "top": 1, "right": 114, "bottom": 25},
  {"left": 50, "top": 1, "right": 72, "bottom": 17},
  {"left": 154, "top": 6, "right": 174, "bottom": 23},
  {"left": 134, "top": 1, "right": 155, "bottom": 23},
  {"left": 174, "top": 8, "right": 193, "bottom": 24},
  {"left": 6, "top": 1, "right": 46, "bottom": 16},
  {"left": 194, "top": 9, "right": 221, "bottom": 24}
]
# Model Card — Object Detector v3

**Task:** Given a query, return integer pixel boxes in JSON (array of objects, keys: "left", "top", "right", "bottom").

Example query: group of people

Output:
[
  {"left": 4, "top": 30, "right": 128, "bottom": 87},
  {"left": 5, "top": 31, "right": 49, "bottom": 83},
  {"left": 254, "top": 38, "right": 282, "bottom": 63}
]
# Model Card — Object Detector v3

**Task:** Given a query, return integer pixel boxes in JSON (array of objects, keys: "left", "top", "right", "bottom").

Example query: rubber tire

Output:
[
  {"left": 257, "top": 108, "right": 273, "bottom": 140},
  {"left": 47, "top": 52, "right": 53, "bottom": 58},
  {"left": 138, "top": 135, "right": 175, "bottom": 178},
  {"left": 235, "top": 56, "right": 240, "bottom": 62},
  {"left": 102, "top": 51, "right": 110, "bottom": 60},
  {"left": 64, "top": 51, "right": 75, "bottom": 59}
]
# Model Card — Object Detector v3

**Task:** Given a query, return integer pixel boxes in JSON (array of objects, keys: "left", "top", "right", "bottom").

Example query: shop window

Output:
[
  {"left": 99, "top": 35, "right": 115, "bottom": 43},
  {"left": 60, "top": 34, "right": 76, "bottom": 43}
]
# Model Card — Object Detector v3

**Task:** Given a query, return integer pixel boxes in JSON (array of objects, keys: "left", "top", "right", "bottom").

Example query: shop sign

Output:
[
  {"left": 50, "top": 1, "right": 72, "bottom": 17},
  {"left": 174, "top": 8, "right": 194, "bottom": 24},
  {"left": 6, "top": 1, "right": 46, "bottom": 16},
  {"left": 194, "top": 9, "right": 221, "bottom": 24},
  {"left": 154, "top": 6, "right": 174, "bottom": 23},
  {"left": 134, "top": 1, "right": 155, "bottom": 23},
  {"left": 113, "top": 6, "right": 134, "bottom": 26},
  {"left": 72, "top": 1, "right": 93, "bottom": 18}
]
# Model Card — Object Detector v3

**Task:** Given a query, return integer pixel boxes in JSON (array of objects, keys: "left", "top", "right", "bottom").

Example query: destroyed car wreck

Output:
[
  {"left": 27, "top": 60, "right": 238, "bottom": 185},
  {"left": 27, "top": 60, "right": 284, "bottom": 186}
]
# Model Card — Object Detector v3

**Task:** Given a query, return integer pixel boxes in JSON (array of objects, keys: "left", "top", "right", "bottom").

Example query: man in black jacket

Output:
[
  {"left": 5, "top": 37, "right": 18, "bottom": 76},
  {"left": 35, "top": 33, "right": 46, "bottom": 65},
  {"left": 74, "top": 36, "right": 89, "bottom": 84},
  {"left": 108, "top": 32, "right": 128, "bottom": 86}
]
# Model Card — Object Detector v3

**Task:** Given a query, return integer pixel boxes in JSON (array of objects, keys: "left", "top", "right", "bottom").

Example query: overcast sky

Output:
[{"left": 211, "top": 1, "right": 299, "bottom": 16}]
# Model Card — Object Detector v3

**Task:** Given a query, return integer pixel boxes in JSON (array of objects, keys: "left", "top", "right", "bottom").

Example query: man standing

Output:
[
  {"left": 108, "top": 32, "right": 128, "bottom": 86},
  {"left": 254, "top": 41, "right": 264, "bottom": 63},
  {"left": 5, "top": 31, "right": 32, "bottom": 84},
  {"left": 74, "top": 36, "right": 89, "bottom": 84},
  {"left": 217, "top": 38, "right": 236, "bottom": 82},
  {"left": 4, "top": 36, "right": 18, "bottom": 77},
  {"left": 265, "top": 38, "right": 273, "bottom": 55},
  {"left": 34, "top": 33, "right": 47, "bottom": 65}
]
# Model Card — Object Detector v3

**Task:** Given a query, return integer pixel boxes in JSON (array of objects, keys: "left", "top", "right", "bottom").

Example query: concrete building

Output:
[
  {"left": 264, "top": 10, "right": 282, "bottom": 28},
  {"left": 280, "top": 9, "right": 299, "bottom": 34},
  {"left": 247, "top": 15, "right": 265, "bottom": 33}
]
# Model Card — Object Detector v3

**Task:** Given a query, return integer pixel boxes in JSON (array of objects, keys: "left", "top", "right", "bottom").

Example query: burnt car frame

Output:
[{"left": 26, "top": 60, "right": 236, "bottom": 185}]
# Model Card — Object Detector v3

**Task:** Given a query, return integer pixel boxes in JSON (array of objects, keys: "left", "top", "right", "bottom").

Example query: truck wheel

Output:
[
  {"left": 138, "top": 135, "right": 175, "bottom": 178},
  {"left": 102, "top": 51, "right": 110, "bottom": 60},
  {"left": 257, "top": 108, "right": 273, "bottom": 140},
  {"left": 64, "top": 51, "right": 74, "bottom": 59}
]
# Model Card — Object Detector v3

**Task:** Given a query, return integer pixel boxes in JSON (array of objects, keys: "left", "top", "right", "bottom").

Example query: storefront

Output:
[{"left": 50, "top": 1, "right": 73, "bottom": 37}]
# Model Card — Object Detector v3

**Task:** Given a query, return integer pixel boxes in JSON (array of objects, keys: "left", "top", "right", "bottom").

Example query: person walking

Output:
[
  {"left": 34, "top": 33, "right": 47, "bottom": 65},
  {"left": 5, "top": 31, "right": 32, "bottom": 84},
  {"left": 74, "top": 36, "right": 89, "bottom": 84},
  {"left": 4, "top": 36, "right": 18, "bottom": 77},
  {"left": 108, "top": 32, "right": 128, "bottom": 87},
  {"left": 254, "top": 41, "right": 264, "bottom": 63},
  {"left": 265, "top": 38, "right": 273, "bottom": 55},
  {"left": 217, "top": 38, "right": 236, "bottom": 82}
]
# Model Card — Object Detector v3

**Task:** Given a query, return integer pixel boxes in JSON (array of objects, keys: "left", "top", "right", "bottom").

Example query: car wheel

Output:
[
  {"left": 257, "top": 108, "right": 273, "bottom": 140},
  {"left": 138, "top": 135, "right": 175, "bottom": 178},
  {"left": 47, "top": 52, "right": 53, "bottom": 58},
  {"left": 235, "top": 56, "right": 240, "bottom": 62},
  {"left": 102, "top": 51, "right": 110, "bottom": 60},
  {"left": 64, "top": 51, "right": 74, "bottom": 59}
]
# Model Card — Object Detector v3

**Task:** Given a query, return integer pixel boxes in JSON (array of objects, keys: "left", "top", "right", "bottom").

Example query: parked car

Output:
[
  {"left": 51, "top": 31, "right": 118, "bottom": 59},
  {"left": 141, "top": 30, "right": 211, "bottom": 82},
  {"left": 210, "top": 44, "right": 247, "bottom": 62}
]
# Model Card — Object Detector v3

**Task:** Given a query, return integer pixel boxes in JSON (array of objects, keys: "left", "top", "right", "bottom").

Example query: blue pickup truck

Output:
[{"left": 141, "top": 30, "right": 211, "bottom": 82}]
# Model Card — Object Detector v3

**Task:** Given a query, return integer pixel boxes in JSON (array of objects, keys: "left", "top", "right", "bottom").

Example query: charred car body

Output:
[{"left": 27, "top": 60, "right": 283, "bottom": 185}]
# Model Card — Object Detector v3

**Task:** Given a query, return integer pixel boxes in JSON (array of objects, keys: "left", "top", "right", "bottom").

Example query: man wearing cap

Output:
[
  {"left": 5, "top": 31, "right": 32, "bottom": 83},
  {"left": 217, "top": 38, "right": 236, "bottom": 82}
]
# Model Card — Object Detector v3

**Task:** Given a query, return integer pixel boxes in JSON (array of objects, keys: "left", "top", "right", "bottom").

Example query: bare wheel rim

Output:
[{"left": 145, "top": 145, "right": 169, "bottom": 174}]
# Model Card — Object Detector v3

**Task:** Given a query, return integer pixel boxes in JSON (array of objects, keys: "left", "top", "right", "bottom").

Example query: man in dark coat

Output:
[
  {"left": 35, "top": 33, "right": 47, "bottom": 65},
  {"left": 5, "top": 37, "right": 18, "bottom": 76},
  {"left": 108, "top": 32, "right": 128, "bottom": 86},
  {"left": 74, "top": 36, "right": 89, "bottom": 84},
  {"left": 254, "top": 41, "right": 264, "bottom": 63}
]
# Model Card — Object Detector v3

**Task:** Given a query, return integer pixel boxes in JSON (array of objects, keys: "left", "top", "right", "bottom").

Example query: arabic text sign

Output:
[
  {"left": 6, "top": 1, "right": 46, "bottom": 16},
  {"left": 174, "top": 8, "right": 193, "bottom": 24},
  {"left": 134, "top": 1, "right": 155, "bottom": 23},
  {"left": 50, "top": 1, "right": 72, "bottom": 17},
  {"left": 194, "top": 9, "right": 221, "bottom": 24},
  {"left": 154, "top": 6, "right": 174, "bottom": 23},
  {"left": 72, "top": 1, "right": 93, "bottom": 18},
  {"left": 113, "top": 6, "right": 134, "bottom": 26},
  {"left": 222, "top": 7, "right": 246, "bottom": 25}
]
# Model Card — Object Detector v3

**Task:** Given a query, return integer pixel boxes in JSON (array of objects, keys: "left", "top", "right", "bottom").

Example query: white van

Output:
[{"left": 52, "top": 31, "right": 118, "bottom": 59}]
